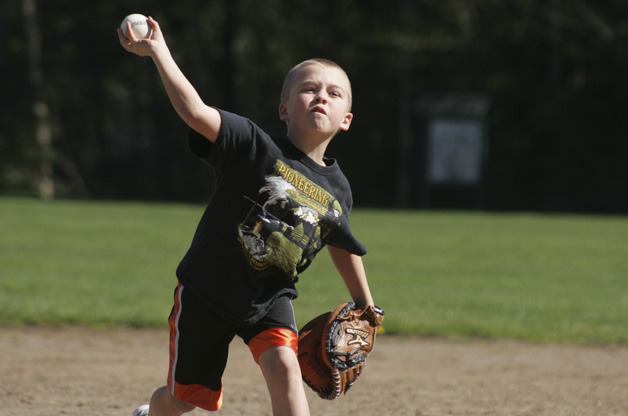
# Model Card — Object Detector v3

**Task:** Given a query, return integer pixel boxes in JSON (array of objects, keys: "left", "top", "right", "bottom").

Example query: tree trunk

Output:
[{"left": 23, "top": 0, "right": 54, "bottom": 200}]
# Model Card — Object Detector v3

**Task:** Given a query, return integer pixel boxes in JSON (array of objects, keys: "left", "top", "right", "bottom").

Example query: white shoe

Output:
[{"left": 132, "top": 404, "right": 150, "bottom": 416}]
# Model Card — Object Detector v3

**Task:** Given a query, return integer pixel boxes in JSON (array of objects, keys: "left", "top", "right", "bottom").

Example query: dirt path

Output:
[{"left": 1, "top": 327, "right": 627, "bottom": 416}]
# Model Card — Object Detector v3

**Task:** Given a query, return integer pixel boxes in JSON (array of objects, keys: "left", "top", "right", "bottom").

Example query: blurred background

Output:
[{"left": 3, "top": 0, "right": 628, "bottom": 213}]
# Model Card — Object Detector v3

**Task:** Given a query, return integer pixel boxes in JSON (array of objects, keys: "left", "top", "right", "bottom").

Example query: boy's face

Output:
[{"left": 279, "top": 64, "right": 353, "bottom": 140}]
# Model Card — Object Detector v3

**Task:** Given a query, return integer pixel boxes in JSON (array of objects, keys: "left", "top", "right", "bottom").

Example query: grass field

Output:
[{"left": 1, "top": 197, "right": 627, "bottom": 344}]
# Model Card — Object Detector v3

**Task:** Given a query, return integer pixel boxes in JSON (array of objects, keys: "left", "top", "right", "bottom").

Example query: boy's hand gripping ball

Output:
[{"left": 120, "top": 14, "right": 152, "bottom": 40}]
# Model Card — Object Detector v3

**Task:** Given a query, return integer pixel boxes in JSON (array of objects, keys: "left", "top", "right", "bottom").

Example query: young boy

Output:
[{"left": 118, "top": 16, "right": 376, "bottom": 416}]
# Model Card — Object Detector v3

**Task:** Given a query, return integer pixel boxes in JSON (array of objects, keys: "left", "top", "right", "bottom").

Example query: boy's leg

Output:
[
  {"left": 258, "top": 346, "right": 310, "bottom": 416},
  {"left": 147, "top": 386, "right": 196, "bottom": 416},
  {"left": 240, "top": 295, "right": 309, "bottom": 416}
]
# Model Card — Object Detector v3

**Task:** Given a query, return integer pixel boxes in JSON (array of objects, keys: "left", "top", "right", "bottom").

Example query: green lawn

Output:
[{"left": 1, "top": 197, "right": 627, "bottom": 344}]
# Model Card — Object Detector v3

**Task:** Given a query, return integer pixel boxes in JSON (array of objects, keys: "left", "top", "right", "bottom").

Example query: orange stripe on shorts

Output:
[
  {"left": 167, "top": 283, "right": 223, "bottom": 412},
  {"left": 167, "top": 283, "right": 184, "bottom": 396},
  {"left": 172, "top": 382, "right": 223, "bottom": 412},
  {"left": 248, "top": 327, "right": 298, "bottom": 364}
]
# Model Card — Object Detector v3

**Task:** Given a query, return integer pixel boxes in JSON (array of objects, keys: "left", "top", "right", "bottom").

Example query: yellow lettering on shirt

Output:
[{"left": 274, "top": 160, "right": 334, "bottom": 215}]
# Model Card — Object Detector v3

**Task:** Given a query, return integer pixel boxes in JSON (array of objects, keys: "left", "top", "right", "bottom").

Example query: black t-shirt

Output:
[{"left": 176, "top": 109, "right": 366, "bottom": 324}]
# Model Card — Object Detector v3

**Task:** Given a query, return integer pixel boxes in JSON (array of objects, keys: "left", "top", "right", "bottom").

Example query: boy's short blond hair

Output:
[{"left": 280, "top": 58, "right": 353, "bottom": 110}]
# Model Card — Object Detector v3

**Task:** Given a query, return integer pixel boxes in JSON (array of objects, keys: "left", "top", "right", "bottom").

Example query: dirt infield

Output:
[{"left": 1, "top": 327, "right": 627, "bottom": 416}]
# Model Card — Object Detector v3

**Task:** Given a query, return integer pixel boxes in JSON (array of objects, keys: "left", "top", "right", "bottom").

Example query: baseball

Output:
[{"left": 120, "top": 14, "right": 152, "bottom": 39}]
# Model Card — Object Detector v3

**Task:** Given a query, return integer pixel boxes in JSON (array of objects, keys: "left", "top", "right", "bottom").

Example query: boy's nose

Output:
[{"left": 314, "top": 94, "right": 327, "bottom": 103}]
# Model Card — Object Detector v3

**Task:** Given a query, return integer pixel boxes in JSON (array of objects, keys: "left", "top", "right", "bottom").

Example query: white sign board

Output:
[{"left": 427, "top": 118, "right": 483, "bottom": 185}]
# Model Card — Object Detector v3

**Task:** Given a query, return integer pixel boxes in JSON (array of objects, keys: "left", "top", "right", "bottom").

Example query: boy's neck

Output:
[{"left": 288, "top": 133, "right": 333, "bottom": 167}]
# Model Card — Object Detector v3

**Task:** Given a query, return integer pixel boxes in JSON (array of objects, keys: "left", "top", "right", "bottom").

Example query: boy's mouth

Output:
[{"left": 311, "top": 106, "right": 327, "bottom": 115}]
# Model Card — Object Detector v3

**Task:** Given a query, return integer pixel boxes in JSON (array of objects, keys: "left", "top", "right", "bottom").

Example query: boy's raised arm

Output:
[{"left": 117, "top": 16, "right": 221, "bottom": 142}]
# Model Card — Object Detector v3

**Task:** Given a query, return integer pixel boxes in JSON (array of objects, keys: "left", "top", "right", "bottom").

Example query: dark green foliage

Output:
[{"left": 2, "top": 0, "right": 628, "bottom": 212}]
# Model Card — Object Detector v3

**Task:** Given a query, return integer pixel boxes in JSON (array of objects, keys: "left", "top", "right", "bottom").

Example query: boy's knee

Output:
[
  {"left": 151, "top": 386, "right": 196, "bottom": 414},
  {"left": 259, "top": 347, "right": 302, "bottom": 382}
]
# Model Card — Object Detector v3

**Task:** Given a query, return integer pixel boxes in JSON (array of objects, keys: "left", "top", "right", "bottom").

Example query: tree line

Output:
[{"left": 2, "top": 0, "right": 628, "bottom": 212}]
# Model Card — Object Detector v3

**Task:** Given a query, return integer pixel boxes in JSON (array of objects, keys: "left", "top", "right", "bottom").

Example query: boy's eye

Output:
[{"left": 330, "top": 91, "right": 342, "bottom": 98}]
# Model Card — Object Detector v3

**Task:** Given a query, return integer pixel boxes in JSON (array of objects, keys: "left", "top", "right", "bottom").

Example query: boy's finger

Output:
[
  {"left": 147, "top": 16, "right": 158, "bottom": 29},
  {"left": 146, "top": 16, "right": 160, "bottom": 40},
  {"left": 116, "top": 28, "right": 127, "bottom": 41},
  {"left": 125, "top": 21, "right": 139, "bottom": 42},
  {"left": 116, "top": 28, "right": 132, "bottom": 47}
]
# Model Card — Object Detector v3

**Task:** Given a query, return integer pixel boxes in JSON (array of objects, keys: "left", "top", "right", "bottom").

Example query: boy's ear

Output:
[
  {"left": 278, "top": 102, "right": 288, "bottom": 121},
  {"left": 339, "top": 112, "right": 353, "bottom": 132}
]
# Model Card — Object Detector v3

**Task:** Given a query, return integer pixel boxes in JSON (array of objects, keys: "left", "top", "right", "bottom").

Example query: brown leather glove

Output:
[{"left": 297, "top": 302, "right": 384, "bottom": 399}]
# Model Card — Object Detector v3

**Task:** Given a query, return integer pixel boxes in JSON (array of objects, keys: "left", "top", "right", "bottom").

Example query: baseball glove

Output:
[{"left": 297, "top": 302, "right": 384, "bottom": 400}]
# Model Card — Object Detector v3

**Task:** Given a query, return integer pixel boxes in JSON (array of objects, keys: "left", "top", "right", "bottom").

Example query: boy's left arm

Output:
[{"left": 327, "top": 245, "right": 374, "bottom": 307}]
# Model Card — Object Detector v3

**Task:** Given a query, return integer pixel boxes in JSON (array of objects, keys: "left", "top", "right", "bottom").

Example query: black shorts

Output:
[{"left": 166, "top": 283, "right": 298, "bottom": 411}]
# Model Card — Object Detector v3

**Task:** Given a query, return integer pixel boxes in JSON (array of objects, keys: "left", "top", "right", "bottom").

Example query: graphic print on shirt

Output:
[{"left": 238, "top": 160, "right": 343, "bottom": 281}]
